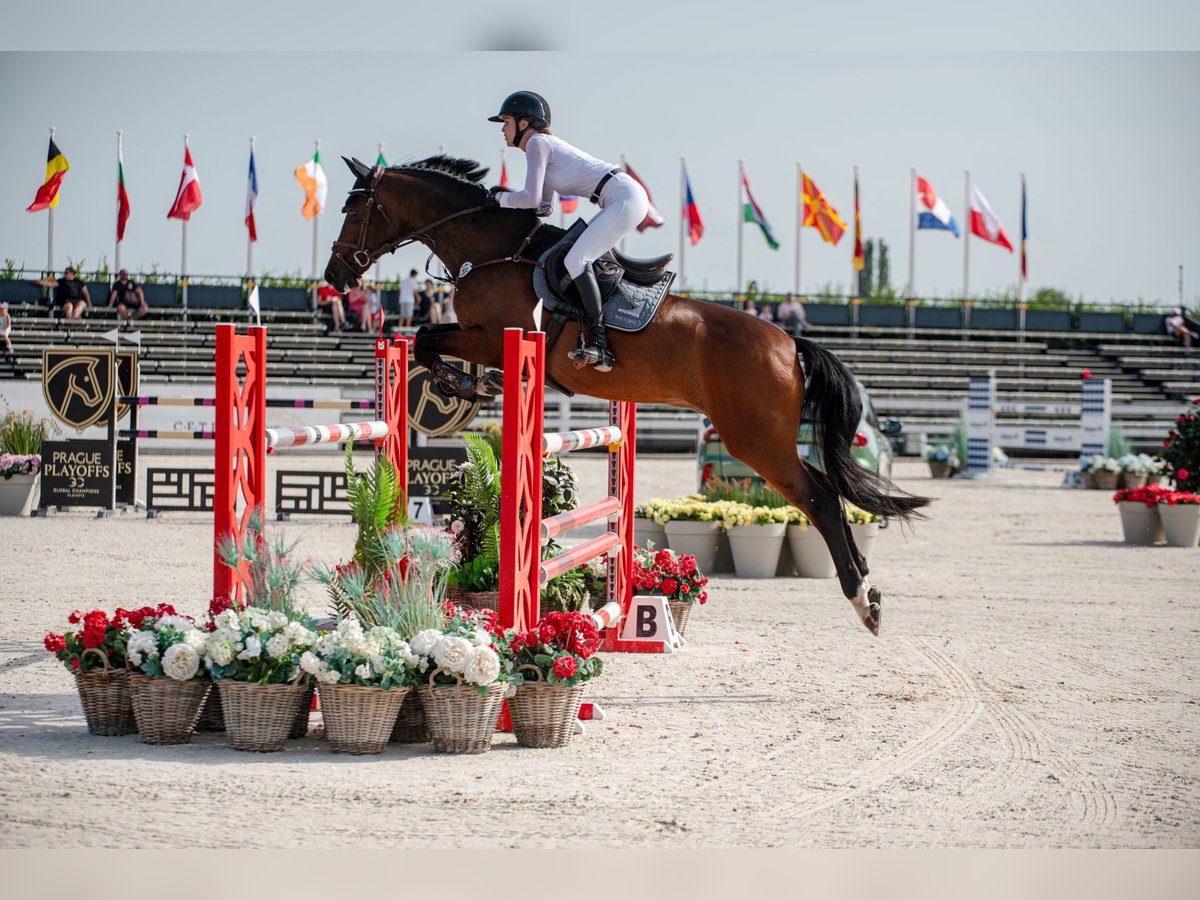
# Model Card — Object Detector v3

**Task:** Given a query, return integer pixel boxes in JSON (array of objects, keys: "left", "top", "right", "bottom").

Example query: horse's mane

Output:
[{"left": 392, "top": 155, "right": 489, "bottom": 195}]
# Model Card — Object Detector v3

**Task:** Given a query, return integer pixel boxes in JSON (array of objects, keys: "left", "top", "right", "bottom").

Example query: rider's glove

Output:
[
  {"left": 483, "top": 185, "right": 508, "bottom": 209},
  {"left": 536, "top": 201, "right": 553, "bottom": 218}
]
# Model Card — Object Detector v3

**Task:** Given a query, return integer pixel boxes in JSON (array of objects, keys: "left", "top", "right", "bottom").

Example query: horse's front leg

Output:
[{"left": 413, "top": 323, "right": 504, "bottom": 401}]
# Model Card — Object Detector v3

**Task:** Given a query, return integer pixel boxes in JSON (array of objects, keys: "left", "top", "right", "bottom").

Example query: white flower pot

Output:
[
  {"left": 0, "top": 473, "right": 38, "bottom": 517},
  {"left": 1158, "top": 504, "right": 1200, "bottom": 548},
  {"left": 633, "top": 516, "right": 667, "bottom": 551},
  {"left": 787, "top": 524, "right": 836, "bottom": 578},
  {"left": 663, "top": 520, "right": 721, "bottom": 573},
  {"left": 1117, "top": 501, "right": 1163, "bottom": 545},
  {"left": 850, "top": 521, "right": 881, "bottom": 561},
  {"left": 726, "top": 522, "right": 786, "bottom": 578}
]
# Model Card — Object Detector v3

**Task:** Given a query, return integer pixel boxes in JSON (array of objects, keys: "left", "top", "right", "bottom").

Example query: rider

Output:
[{"left": 485, "top": 91, "right": 649, "bottom": 373}]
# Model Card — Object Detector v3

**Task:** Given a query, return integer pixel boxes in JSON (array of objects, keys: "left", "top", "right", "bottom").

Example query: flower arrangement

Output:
[
  {"left": 506, "top": 611, "right": 604, "bottom": 688},
  {"left": 634, "top": 498, "right": 679, "bottom": 526},
  {"left": 1112, "top": 484, "right": 1170, "bottom": 507},
  {"left": 407, "top": 604, "right": 508, "bottom": 693},
  {"left": 1, "top": 408, "right": 56, "bottom": 467},
  {"left": 42, "top": 605, "right": 169, "bottom": 673},
  {"left": 845, "top": 503, "right": 885, "bottom": 525},
  {"left": 299, "top": 617, "right": 425, "bottom": 690},
  {"left": 126, "top": 610, "right": 209, "bottom": 681},
  {"left": 713, "top": 502, "right": 792, "bottom": 528},
  {"left": 1, "top": 452, "right": 41, "bottom": 480},
  {"left": 924, "top": 445, "right": 960, "bottom": 467},
  {"left": 1159, "top": 399, "right": 1200, "bottom": 493},
  {"left": 204, "top": 607, "right": 318, "bottom": 685},
  {"left": 1158, "top": 491, "right": 1199, "bottom": 506},
  {"left": 1082, "top": 454, "right": 1122, "bottom": 475},
  {"left": 1118, "top": 453, "right": 1161, "bottom": 477},
  {"left": 632, "top": 547, "right": 709, "bottom": 606},
  {"left": 702, "top": 477, "right": 791, "bottom": 509}
]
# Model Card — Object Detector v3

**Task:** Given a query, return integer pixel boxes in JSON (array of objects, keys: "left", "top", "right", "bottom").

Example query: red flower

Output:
[
  {"left": 68, "top": 610, "right": 82, "bottom": 624},
  {"left": 71, "top": 659, "right": 80, "bottom": 670},
  {"left": 552, "top": 655, "right": 578, "bottom": 678},
  {"left": 679, "top": 582, "right": 691, "bottom": 594},
  {"left": 1179, "top": 468, "right": 1190, "bottom": 480},
  {"left": 698, "top": 592, "right": 708, "bottom": 605},
  {"left": 43, "top": 633, "right": 66, "bottom": 653},
  {"left": 660, "top": 578, "right": 678, "bottom": 595}
]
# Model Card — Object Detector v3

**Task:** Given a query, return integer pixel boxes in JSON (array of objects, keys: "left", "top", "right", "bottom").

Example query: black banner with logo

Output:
[
  {"left": 39, "top": 440, "right": 136, "bottom": 509},
  {"left": 407, "top": 446, "right": 468, "bottom": 515}
]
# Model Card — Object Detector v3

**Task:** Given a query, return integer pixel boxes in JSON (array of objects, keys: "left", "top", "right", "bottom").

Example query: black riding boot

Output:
[{"left": 566, "top": 266, "right": 614, "bottom": 373}]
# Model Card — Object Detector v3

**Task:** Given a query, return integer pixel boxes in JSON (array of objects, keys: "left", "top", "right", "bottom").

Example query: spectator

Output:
[
  {"left": 397, "top": 268, "right": 419, "bottom": 328},
  {"left": 758, "top": 303, "right": 774, "bottom": 322},
  {"left": 1166, "top": 307, "right": 1194, "bottom": 349},
  {"left": 416, "top": 279, "right": 437, "bottom": 324},
  {"left": 429, "top": 285, "right": 444, "bottom": 325},
  {"left": 38, "top": 267, "right": 90, "bottom": 319},
  {"left": 362, "top": 283, "right": 384, "bottom": 333},
  {"left": 316, "top": 284, "right": 346, "bottom": 332},
  {"left": 441, "top": 286, "right": 458, "bottom": 325},
  {"left": 743, "top": 298, "right": 759, "bottom": 317},
  {"left": 107, "top": 269, "right": 148, "bottom": 325},
  {"left": 346, "top": 285, "right": 368, "bottom": 330},
  {"left": 776, "top": 293, "right": 808, "bottom": 335},
  {"left": 0, "top": 301, "right": 14, "bottom": 362}
]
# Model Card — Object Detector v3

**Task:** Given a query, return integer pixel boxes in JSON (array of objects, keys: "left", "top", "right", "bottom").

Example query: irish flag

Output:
[
  {"left": 27, "top": 138, "right": 70, "bottom": 212},
  {"left": 295, "top": 150, "right": 327, "bottom": 220},
  {"left": 741, "top": 166, "right": 779, "bottom": 250}
]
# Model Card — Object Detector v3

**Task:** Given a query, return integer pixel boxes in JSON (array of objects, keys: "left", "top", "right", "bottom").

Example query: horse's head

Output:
[{"left": 325, "top": 155, "right": 491, "bottom": 293}]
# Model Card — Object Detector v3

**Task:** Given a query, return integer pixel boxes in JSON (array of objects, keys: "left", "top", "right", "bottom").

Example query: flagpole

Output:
[
  {"left": 736, "top": 161, "right": 744, "bottom": 301},
  {"left": 907, "top": 168, "right": 916, "bottom": 299},
  {"left": 115, "top": 131, "right": 123, "bottom": 275},
  {"left": 794, "top": 163, "right": 802, "bottom": 297},
  {"left": 678, "top": 157, "right": 686, "bottom": 292},
  {"left": 47, "top": 126, "right": 55, "bottom": 275},
  {"left": 181, "top": 134, "right": 190, "bottom": 316},
  {"left": 247, "top": 136, "right": 255, "bottom": 281},
  {"left": 311, "top": 138, "right": 320, "bottom": 314},
  {"left": 962, "top": 170, "right": 971, "bottom": 302},
  {"left": 1018, "top": 172, "right": 1026, "bottom": 303},
  {"left": 851, "top": 165, "right": 858, "bottom": 300}
]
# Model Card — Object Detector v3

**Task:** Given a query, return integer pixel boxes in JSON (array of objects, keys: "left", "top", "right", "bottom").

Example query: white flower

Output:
[
  {"left": 205, "top": 634, "right": 235, "bottom": 667},
  {"left": 184, "top": 630, "right": 208, "bottom": 654},
  {"left": 316, "top": 667, "right": 342, "bottom": 685},
  {"left": 127, "top": 631, "right": 159, "bottom": 666},
  {"left": 154, "top": 614, "right": 194, "bottom": 633},
  {"left": 410, "top": 629, "right": 443, "bottom": 658},
  {"left": 394, "top": 641, "right": 418, "bottom": 669},
  {"left": 462, "top": 646, "right": 500, "bottom": 686},
  {"left": 354, "top": 662, "right": 372, "bottom": 681},
  {"left": 315, "top": 633, "right": 338, "bottom": 656},
  {"left": 299, "top": 651, "right": 324, "bottom": 675},
  {"left": 266, "top": 610, "right": 288, "bottom": 631},
  {"left": 433, "top": 636, "right": 473, "bottom": 673},
  {"left": 284, "top": 621, "right": 315, "bottom": 649},
  {"left": 214, "top": 609, "right": 240, "bottom": 631},
  {"left": 237, "top": 635, "right": 262, "bottom": 660},
  {"left": 470, "top": 629, "right": 491, "bottom": 647},
  {"left": 265, "top": 633, "right": 290, "bottom": 659},
  {"left": 162, "top": 643, "right": 200, "bottom": 681},
  {"left": 248, "top": 611, "right": 270, "bottom": 631}
]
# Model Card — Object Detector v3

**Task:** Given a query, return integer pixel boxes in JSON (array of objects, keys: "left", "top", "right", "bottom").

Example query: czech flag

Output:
[
  {"left": 915, "top": 174, "right": 959, "bottom": 236},
  {"left": 682, "top": 163, "right": 704, "bottom": 245},
  {"left": 969, "top": 181, "right": 1013, "bottom": 252},
  {"left": 244, "top": 148, "right": 259, "bottom": 242},
  {"left": 27, "top": 138, "right": 70, "bottom": 212}
]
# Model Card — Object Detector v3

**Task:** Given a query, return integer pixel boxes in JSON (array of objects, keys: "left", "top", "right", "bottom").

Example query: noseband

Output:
[{"left": 331, "top": 165, "right": 487, "bottom": 274}]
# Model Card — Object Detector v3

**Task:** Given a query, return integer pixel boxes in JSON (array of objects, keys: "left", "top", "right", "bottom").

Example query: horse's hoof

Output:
[
  {"left": 475, "top": 372, "right": 504, "bottom": 399},
  {"left": 850, "top": 581, "right": 882, "bottom": 636}
]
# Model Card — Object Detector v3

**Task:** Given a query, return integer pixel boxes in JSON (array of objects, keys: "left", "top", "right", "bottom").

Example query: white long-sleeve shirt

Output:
[{"left": 499, "top": 134, "right": 616, "bottom": 211}]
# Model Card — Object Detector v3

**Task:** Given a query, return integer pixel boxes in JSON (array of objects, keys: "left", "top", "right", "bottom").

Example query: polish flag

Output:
[
  {"left": 167, "top": 144, "right": 203, "bottom": 220},
  {"left": 968, "top": 182, "right": 1013, "bottom": 252}
]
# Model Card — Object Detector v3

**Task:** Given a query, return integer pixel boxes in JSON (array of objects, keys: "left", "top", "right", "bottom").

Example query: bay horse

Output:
[{"left": 325, "top": 155, "right": 930, "bottom": 635}]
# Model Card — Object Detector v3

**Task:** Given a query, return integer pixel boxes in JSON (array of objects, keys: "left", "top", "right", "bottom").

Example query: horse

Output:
[{"left": 325, "top": 155, "right": 930, "bottom": 635}]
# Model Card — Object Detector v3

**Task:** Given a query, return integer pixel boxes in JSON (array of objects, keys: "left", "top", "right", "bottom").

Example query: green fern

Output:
[{"left": 343, "top": 445, "right": 407, "bottom": 573}]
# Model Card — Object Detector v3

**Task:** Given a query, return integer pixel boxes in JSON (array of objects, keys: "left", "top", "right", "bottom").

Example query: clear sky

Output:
[{"left": 2, "top": 7, "right": 1198, "bottom": 306}]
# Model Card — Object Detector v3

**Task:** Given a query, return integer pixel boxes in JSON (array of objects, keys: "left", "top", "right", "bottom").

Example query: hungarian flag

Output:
[
  {"left": 27, "top": 138, "right": 70, "bottom": 212},
  {"left": 682, "top": 163, "right": 704, "bottom": 245},
  {"left": 116, "top": 143, "right": 131, "bottom": 241},
  {"left": 499, "top": 154, "right": 508, "bottom": 188},
  {"left": 560, "top": 195, "right": 579, "bottom": 214},
  {"left": 244, "top": 148, "right": 259, "bottom": 241},
  {"left": 1020, "top": 177, "right": 1028, "bottom": 280},
  {"left": 295, "top": 150, "right": 327, "bottom": 219},
  {"left": 802, "top": 171, "right": 846, "bottom": 245},
  {"left": 623, "top": 161, "right": 664, "bottom": 232},
  {"left": 741, "top": 167, "right": 779, "bottom": 250},
  {"left": 968, "top": 181, "right": 1013, "bottom": 252},
  {"left": 167, "top": 144, "right": 203, "bottom": 220},
  {"left": 852, "top": 171, "right": 864, "bottom": 271}
]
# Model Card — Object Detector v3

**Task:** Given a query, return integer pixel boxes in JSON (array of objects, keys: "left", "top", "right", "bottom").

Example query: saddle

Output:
[{"left": 532, "top": 219, "right": 677, "bottom": 334}]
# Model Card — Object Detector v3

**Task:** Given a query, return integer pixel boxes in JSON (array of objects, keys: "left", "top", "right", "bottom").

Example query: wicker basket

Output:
[
  {"left": 458, "top": 591, "right": 500, "bottom": 614},
  {"left": 126, "top": 672, "right": 210, "bottom": 745},
  {"left": 416, "top": 669, "right": 506, "bottom": 754},
  {"left": 445, "top": 585, "right": 463, "bottom": 605},
  {"left": 668, "top": 600, "right": 694, "bottom": 636},
  {"left": 290, "top": 684, "right": 315, "bottom": 739},
  {"left": 320, "top": 683, "right": 410, "bottom": 755},
  {"left": 74, "top": 649, "right": 137, "bottom": 736},
  {"left": 507, "top": 665, "right": 584, "bottom": 749},
  {"left": 390, "top": 690, "right": 430, "bottom": 743},
  {"left": 217, "top": 679, "right": 308, "bottom": 752},
  {"left": 195, "top": 688, "right": 226, "bottom": 732}
]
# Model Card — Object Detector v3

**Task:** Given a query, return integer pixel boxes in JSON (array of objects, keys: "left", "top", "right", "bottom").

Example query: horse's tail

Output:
[{"left": 795, "top": 337, "right": 931, "bottom": 522}]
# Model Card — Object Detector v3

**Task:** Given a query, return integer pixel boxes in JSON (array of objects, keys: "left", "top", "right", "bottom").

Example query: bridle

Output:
[{"left": 330, "top": 165, "right": 488, "bottom": 274}]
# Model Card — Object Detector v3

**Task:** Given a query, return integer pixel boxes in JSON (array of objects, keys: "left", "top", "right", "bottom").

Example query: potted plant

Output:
[
  {"left": 43, "top": 606, "right": 143, "bottom": 736},
  {"left": 783, "top": 507, "right": 837, "bottom": 578},
  {"left": 1157, "top": 491, "right": 1200, "bottom": 548},
  {"left": 0, "top": 409, "right": 55, "bottom": 516},
  {"left": 704, "top": 478, "right": 791, "bottom": 578},
  {"left": 846, "top": 503, "right": 885, "bottom": 561},
  {"left": 631, "top": 546, "right": 710, "bottom": 635},
  {"left": 1158, "top": 399, "right": 1200, "bottom": 495},
  {"left": 1117, "top": 453, "right": 1158, "bottom": 490},
  {"left": 1112, "top": 484, "right": 1168, "bottom": 545},
  {"left": 1082, "top": 455, "right": 1122, "bottom": 490},
  {"left": 124, "top": 608, "right": 211, "bottom": 745},
  {"left": 924, "top": 444, "right": 961, "bottom": 479},
  {"left": 299, "top": 618, "right": 425, "bottom": 754},
  {"left": 660, "top": 497, "right": 724, "bottom": 573},
  {"left": 505, "top": 610, "right": 604, "bottom": 748},
  {"left": 408, "top": 605, "right": 509, "bottom": 754},
  {"left": 633, "top": 499, "right": 671, "bottom": 549}
]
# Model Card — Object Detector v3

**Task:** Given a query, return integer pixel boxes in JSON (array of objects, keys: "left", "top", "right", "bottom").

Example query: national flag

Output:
[
  {"left": 244, "top": 149, "right": 259, "bottom": 242},
  {"left": 167, "top": 144, "right": 203, "bottom": 220},
  {"left": 968, "top": 181, "right": 1013, "bottom": 252},
  {"left": 682, "top": 163, "right": 704, "bottom": 245},
  {"left": 623, "top": 161, "right": 664, "bottom": 232},
  {"left": 26, "top": 138, "right": 70, "bottom": 212},
  {"left": 499, "top": 155, "right": 509, "bottom": 189},
  {"left": 1020, "top": 178, "right": 1028, "bottom": 280},
  {"left": 294, "top": 150, "right": 328, "bottom": 220},
  {"left": 560, "top": 195, "right": 579, "bottom": 214},
  {"left": 915, "top": 174, "right": 959, "bottom": 236},
  {"left": 852, "top": 170, "right": 864, "bottom": 271},
  {"left": 376, "top": 149, "right": 388, "bottom": 167},
  {"left": 116, "top": 143, "right": 131, "bottom": 241},
  {"left": 741, "top": 167, "right": 779, "bottom": 250},
  {"left": 801, "top": 171, "right": 846, "bottom": 245}
]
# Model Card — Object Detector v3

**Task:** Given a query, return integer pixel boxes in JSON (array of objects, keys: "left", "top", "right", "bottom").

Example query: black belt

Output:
[{"left": 590, "top": 168, "right": 621, "bottom": 204}]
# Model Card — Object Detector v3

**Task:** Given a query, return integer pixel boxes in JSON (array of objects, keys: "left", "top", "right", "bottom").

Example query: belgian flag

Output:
[{"left": 27, "top": 138, "right": 70, "bottom": 212}]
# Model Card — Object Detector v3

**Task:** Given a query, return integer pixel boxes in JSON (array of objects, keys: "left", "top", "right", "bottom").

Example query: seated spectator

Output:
[
  {"left": 316, "top": 285, "right": 346, "bottom": 332},
  {"left": 1166, "top": 307, "right": 1195, "bottom": 349},
  {"left": 743, "top": 298, "right": 759, "bottom": 317},
  {"left": 107, "top": 269, "right": 148, "bottom": 324},
  {"left": 0, "top": 301, "right": 14, "bottom": 362},
  {"left": 758, "top": 303, "right": 774, "bottom": 322},
  {"left": 37, "top": 267, "right": 90, "bottom": 319},
  {"left": 346, "top": 286, "right": 368, "bottom": 329}
]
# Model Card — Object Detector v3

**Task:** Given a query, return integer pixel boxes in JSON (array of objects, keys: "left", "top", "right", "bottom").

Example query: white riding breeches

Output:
[{"left": 564, "top": 173, "right": 649, "bottom": 280}]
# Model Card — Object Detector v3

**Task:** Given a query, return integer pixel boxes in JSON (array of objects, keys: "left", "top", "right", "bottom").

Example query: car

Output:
[{"left": 698, "top": 381, "right": 903, "bottom": 489}]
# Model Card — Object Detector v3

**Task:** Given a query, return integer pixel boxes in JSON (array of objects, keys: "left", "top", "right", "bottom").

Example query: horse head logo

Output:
[{"left": 42, "top": 350, "right": 116, "bottom": 430}]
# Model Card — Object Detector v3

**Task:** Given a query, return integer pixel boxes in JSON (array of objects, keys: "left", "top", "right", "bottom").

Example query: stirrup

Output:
[{"left": 568, "top": 343, "right": 614, "bottom": 373}]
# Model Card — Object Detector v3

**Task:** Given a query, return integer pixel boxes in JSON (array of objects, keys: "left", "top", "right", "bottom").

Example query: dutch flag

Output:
[{"left": 915, "top": 174, "right": 959, "bottom": 237}]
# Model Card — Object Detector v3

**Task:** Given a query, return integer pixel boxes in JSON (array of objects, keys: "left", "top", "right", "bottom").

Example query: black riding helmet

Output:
[{"left": 487, "top": 91, "right": 552, "bottom": 128}]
